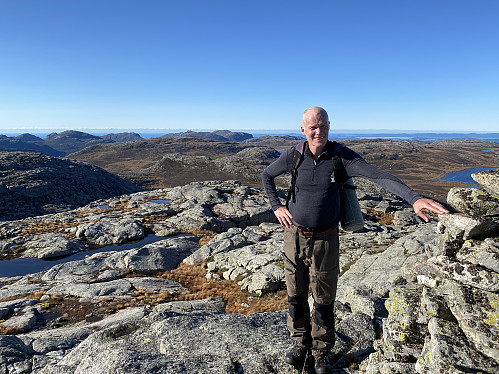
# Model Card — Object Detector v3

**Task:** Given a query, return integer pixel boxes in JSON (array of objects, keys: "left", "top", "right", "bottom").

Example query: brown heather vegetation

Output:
[{"left": 0, "top": 263, "right": 288, "bottom": 335}]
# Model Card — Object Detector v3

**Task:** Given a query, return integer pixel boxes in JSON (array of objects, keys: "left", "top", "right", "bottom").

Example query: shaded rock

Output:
[
  {"left": 415, "top": 317, "right": 498, "bottom": 374},
  {"left": 336, "top": 285, "right": 383, "bottom": 319},
  {"left": 205, "top": 231, "right": 285, "bottom": 295},
  {"left": 383, "top": 285, "right": 425, "bottom": 344},
  {"left": 243, "top": 263, "right": 285, "bottom": 295},
  {"left": 419, "top": 287, "right": 455, "bottom": 322},
  {"left": 163, "top": 181, "right": 275, "bottom": 233},
  {"left": 184, "top": 224, "right": 277, "bottom": 265},
  {"left": 40, "top": 252, "right": 122, "bottom": 284},
  {"left": 0, "top": 335, "right": 35, "bottom": 373},
  {"left": 333, "top": 312, "right": 376, "bottom": 367},
  {"left": 183, "top": 227, "right": 245, "bottom": 264}
]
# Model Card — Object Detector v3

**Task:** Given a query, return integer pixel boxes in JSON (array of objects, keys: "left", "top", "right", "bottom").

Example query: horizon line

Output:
[{"left": 2, "top": 128, "right": 499, "bottom": 134}]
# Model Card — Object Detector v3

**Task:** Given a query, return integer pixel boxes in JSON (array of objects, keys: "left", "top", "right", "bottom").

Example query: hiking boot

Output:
[
  {"left": 312, "top": 350, "right": 331, "bottom": 374},
  {"left": 284, "top": 344, "right": 310, "bottom": 367}
]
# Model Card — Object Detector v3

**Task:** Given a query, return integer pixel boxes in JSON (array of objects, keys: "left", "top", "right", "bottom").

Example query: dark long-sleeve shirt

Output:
[{"left": 261, "top": 141, "right": 422, "bottom": 230}]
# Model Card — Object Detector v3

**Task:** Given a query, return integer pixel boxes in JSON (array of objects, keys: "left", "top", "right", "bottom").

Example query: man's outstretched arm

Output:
[{"left": 413, "top": 198, "right": 449, "bottom": 222}]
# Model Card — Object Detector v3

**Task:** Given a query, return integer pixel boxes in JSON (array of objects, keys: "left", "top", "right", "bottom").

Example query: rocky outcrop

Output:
[
  {"left": 0, "top": 152, "right": 141, "bottom": 221},
  {"left": 0, "top": 170, "right": 497, "bottom": 373},
  {"left": 366, "top": 169, "right": 499, "bottom": 373}
]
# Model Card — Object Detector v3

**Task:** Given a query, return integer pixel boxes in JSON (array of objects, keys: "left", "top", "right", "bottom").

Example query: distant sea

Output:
[{"left": 2, "top": 130, "right": 499, "bottom": 143}]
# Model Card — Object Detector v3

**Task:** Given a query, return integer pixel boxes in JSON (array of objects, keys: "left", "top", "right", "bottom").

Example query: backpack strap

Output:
[
  {"left": 331, "top": 142, "right": 352, "bottom": 187},
  {"left": 285, "top": 141, "right": 307, "bottom": 208}
]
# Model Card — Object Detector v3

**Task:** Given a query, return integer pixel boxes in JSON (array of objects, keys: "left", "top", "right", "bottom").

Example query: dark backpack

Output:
[{"left": 285, "top": 140, "right": 353, "bottom": 208}]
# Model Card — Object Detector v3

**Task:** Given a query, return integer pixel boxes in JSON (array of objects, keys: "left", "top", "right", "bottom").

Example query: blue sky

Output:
[{"left": 1, "top": 0, "right": 498, "bottom": 133}]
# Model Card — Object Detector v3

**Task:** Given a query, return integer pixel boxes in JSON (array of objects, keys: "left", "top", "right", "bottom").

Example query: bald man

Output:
[{"left": 261, "top": 107, "right": 448, "bottom": 373}]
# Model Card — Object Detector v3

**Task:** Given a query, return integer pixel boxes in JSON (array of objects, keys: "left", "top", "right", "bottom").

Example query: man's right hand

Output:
[{"left": 274, "top": 206, "right": 293, "bottom": 228}]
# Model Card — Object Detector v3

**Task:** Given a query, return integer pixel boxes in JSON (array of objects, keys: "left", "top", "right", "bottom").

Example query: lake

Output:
[
  {"left": 439, "top": 167, "right": 496, "bottom": 184},
  {"left": 0, "top": 234, "right": 166, "bottom": 278}
]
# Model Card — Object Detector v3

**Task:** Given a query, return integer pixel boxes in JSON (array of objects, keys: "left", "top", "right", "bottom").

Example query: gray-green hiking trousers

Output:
[{"left": 283, "top": 226, "right": 340, "bottom": 351}]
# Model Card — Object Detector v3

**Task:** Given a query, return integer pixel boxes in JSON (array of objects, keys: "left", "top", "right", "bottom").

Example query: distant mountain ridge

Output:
[
  {"left": 0, "top": 130, "right": 256, "bottom": 156},
  {"left": 0, "top": 130, "right": 143, "bottom": 156}
]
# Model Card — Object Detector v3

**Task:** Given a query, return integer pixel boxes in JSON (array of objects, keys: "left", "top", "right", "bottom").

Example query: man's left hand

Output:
[{"left": 413, "top": 198, "right": 450, "bottom": 222}]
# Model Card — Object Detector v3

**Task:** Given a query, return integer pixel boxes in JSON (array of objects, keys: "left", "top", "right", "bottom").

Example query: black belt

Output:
[{"left": 293, "top": 225, "right": 338, "bottom": 238}]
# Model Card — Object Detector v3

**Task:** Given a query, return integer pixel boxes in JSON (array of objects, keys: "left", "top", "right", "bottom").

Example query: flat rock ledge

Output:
[{"left": 0, "top": 172, "right": 498, "bottom": 373}]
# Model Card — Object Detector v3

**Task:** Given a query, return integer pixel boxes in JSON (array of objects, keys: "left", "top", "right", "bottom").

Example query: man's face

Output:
[{"left": 301, "top": 118, "right": 329, "bottom": 149}]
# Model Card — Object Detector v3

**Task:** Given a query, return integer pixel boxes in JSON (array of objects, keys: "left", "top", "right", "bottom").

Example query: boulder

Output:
[
  {"left": 23, "top": 233, "right": 87, "bottom": 259},
  {"left": 472, "top": 169, "right": 499, "bottom": 196},
  {"left": 447, "top": 187, "right": 499, "bottom": 218},
  {"left": 75, "top": 218, "right": 145, "bottom": 246}
]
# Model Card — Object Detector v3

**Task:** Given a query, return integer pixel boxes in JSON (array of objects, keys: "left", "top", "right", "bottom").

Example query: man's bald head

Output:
[
  {"left": 302, "top": 107, "right": 330, "bottom": 127},
  {"left": 300, "top": 107, "right": 330, "bottom": 155}
]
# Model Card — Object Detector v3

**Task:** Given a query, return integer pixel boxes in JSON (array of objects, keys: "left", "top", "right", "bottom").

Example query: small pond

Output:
[
  {"left": 439, "top": 167, "right": 496, "bottom": 185},
  {"left": 0, "top": 235, "right": 166, "bottom": 278}
]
